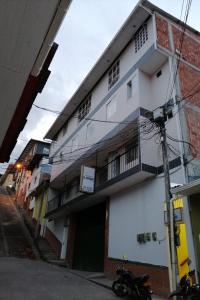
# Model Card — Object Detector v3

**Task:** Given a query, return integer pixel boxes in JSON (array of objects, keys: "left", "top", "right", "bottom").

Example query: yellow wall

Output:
[
  {"left": 32, "top": 189, "right": 48, "bottom": 223},
  {"left": 173, "top": 198, "right": 190, "bottom": 279}
]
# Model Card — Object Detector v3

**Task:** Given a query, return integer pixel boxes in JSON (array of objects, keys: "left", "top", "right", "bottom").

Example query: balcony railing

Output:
[
  {"left": 97, "top": 145, "right": 139, "bottom": 185},
  {"left": 47, "top": 146, "right": 139, "bottom": 214}
]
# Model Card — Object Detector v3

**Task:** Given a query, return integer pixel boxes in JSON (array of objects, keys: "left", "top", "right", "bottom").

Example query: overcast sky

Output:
[{"left": 0, "top": 0, "right": 199, "bottom": 173}]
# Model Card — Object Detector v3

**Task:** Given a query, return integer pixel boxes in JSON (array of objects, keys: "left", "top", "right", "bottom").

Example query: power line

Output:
[{"left": 168, "top": 0, "right": 193, "bottom": 101}]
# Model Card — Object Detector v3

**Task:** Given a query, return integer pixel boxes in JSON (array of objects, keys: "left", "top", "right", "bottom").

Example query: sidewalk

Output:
[{"left": 68, "top": 269, "right": 167, "bottom": 300}]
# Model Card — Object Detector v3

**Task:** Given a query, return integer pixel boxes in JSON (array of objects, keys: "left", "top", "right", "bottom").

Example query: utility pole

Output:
[{"left": 153, "top": 101, "right": 177, "bottom": 294}]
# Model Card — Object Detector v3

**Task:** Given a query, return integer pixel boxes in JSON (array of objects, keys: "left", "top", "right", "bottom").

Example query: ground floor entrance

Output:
[
  {"left": 73, "top": 202, "right": 106, "bottom": 272},
  {"left": 189, "top": 194, "right": 200, "bottom": 275}
]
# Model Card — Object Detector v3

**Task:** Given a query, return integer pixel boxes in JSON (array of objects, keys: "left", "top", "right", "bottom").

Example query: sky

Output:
[{"left": 0, "top": 0, "right": 199, "bottom": 174}]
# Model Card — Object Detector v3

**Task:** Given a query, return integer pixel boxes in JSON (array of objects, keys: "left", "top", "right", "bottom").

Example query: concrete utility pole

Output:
[{"left": 153, "top": 102, "right": 177, "bottom": 294}]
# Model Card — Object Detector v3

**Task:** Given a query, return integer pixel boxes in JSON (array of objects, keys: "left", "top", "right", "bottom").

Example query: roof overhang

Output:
[
  {"left": 171, "top": 179, "right": 200, "bottom": 197},
  {"left": 0, "top": 44, "right": 58, "bottom": 162},
  {"left": 0, "top": 0, "right": 72, "bottom": 163}
]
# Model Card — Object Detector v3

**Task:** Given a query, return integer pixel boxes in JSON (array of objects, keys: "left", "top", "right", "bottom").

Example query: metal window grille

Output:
[
  {"left": 134, "top": 23, "right": 148, "bottom": 53},
  {"left": 108, "top": 60, "right": 120, "bottom": 90},
  {"left": 78, "top": 95, "right": 91, "bottom": 122}
]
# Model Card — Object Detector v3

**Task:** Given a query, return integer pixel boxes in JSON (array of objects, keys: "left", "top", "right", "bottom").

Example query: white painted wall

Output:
[
  {"left": 50, "top": 18, "right": 155, "bottom": 182},
  {"left": 47, "top": 217, "right": 65, "bottom": 243},
  {"left": 108, "top": 177, "right": 168, "bottom": 266},
  {"left": 108, "top": 161, "right": 186, "bottom": 266}
]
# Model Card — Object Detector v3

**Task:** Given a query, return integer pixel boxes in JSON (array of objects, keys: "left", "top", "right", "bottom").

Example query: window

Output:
[
  {"left": 127, "top": 80, "right": 132, "bottom": 99},
  {"left": 125, "top": 142, "right": 138, "bottom": 164},
  {"left": 134, "top": 23, "right": 148, "bottom": 53},
  {"left": 106, "top": 96, "right": 117, "bottom": 119},
  {"left": 78, "top": 95, "right": 91, "bottom": 122},
  {"left": 108, "top": 60, "right": 120, "bottom": 90},
  {"left": 62, "top": 121, "right": 68, "bottom": 136},
  {"left": 156, "top": 70, "right": 162, "bottom": 78}
]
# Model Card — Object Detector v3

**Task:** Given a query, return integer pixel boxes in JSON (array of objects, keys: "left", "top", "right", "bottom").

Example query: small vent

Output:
[{"left": 156, "top": 70, "right": 162, "bottom": 78}]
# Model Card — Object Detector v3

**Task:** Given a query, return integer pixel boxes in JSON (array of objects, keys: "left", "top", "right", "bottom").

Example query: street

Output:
[
  {"left": 0, "top": 188, "right": 118, "bottom": 299},
  {"left": 0, "top": 187, "right": 117, "bottom": 299},
  {"left": 0, "top": 188, "right": 166, "bottom": 300},
  {"left": 0, "top": 257, "right": 118, "bottom": 300},
  {"left": 0, "top": 187, "right": 37, "bottom": 258}
]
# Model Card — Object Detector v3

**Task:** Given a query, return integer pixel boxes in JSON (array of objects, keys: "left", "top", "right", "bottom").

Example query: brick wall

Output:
[
  {"left": 179, "top": 62, "right": 200, "bottom": 106},
  {"left": 185, "top": 107, "right": 200, "bottom": 158},
  {"left": 104, "top": 257, "right": 169, "bottom": 297},
  {"left": 156, "top": 13, "right": 200, "bottom": 161},
  {"left": 156, "top": 15, "right": 170, "bottom": 50},
  {"left": 172, "top": 26, "right": 200, "bottom": 68}
]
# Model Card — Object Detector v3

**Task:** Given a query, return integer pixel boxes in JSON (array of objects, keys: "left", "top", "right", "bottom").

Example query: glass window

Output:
[
  {"left": 78, "top": 95, "right": 91, "bottom": 122},
  {"left": 108, "top": 60, "right": 120, "bottom": 90}
]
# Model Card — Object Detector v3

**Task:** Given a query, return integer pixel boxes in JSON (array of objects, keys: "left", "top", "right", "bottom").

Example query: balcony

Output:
[
  {"left": 97, "top": 146, "right": 139, "bottom": 185},
  {"left": 46, "top": 144, "right": 157, "bottom": 219},
  {"left": 27, "top": 163, "right": 52, "bottom": 196}
]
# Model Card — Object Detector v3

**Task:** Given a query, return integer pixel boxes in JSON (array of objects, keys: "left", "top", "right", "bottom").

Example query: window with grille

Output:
[
  {"left": 108, "top": 60, "right": 120, "bottom": 90},
  {"left": 125, "top": 141, "right": 138, "bottom": 164},
  {"left": 134, "top": 23, "right": 148, "bottom": 53},
  {"left": 78, "top": 95, "right": 91, "bottom": 122}
]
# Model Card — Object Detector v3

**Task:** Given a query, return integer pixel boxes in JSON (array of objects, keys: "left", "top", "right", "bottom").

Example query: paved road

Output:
[
  {"left": 0, "top": 187, "right": 36, "bottom": 258},
  {"left": 0, "top": 257, "right": 118, "bottom": 300},
  {"left": 0, "top": 188, "right": 165, "bottom": 299}
]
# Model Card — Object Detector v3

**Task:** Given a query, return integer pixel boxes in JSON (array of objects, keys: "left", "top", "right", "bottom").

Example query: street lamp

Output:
[{"left": 15, "top": 162, "right": 24, "bottom": 204}]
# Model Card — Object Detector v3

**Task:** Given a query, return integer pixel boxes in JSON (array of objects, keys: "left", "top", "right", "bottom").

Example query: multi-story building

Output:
[
  {"left": 15, "top": 139, "right": 50, "bottom": 208},
  {"left": 44, "top": 1, "right": 200, "bottom": 296},
  {"left": 26, "top": 156, "right": 52, "bottom": 238},
  {"left": 0, "top": 164, "right": 15, "bottom": 189}
]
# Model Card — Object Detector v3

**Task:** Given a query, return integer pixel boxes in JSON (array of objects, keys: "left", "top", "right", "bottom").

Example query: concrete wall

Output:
[
  {"left": 50, "top": 17, "right": 155, "bottom": 182},
  {"left": 108, "top": 165, "right": 185, "bottom": 266},
  {"left": 108, "top": 177, "right": 168, "bottom": 266},
  {"left": 46, "top": 217, "right": 65, "bottom": 243}
]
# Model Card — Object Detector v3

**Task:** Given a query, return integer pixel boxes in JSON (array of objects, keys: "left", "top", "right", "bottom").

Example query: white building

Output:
[{"left": 44, "top": 1, "right": 200, "bottom": 296}]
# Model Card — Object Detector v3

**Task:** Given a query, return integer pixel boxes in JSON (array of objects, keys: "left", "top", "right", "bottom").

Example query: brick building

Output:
[{"left": 43, "top": 1, "right": 200, "bottom": 296}]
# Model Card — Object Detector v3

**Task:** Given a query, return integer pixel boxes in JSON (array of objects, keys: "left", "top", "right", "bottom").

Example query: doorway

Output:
[{"left": 73, "top": 202, "right": 106, "bottom": 272}]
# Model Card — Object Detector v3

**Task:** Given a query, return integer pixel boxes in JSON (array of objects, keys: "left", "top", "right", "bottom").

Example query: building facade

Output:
[{"left": 44, "top": 1, "right": 200, "bottom": 296}]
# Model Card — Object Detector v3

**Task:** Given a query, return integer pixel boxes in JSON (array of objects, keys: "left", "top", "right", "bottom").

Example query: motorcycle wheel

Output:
[
  {"left": 112, "top": 280, "right": 129, "bottom": 297},
  {"left": 138, "top": 287, "right": 152, "bottom": 300},
  {"left": 141, "top": 295, "right": 152, "bottom": 300}
]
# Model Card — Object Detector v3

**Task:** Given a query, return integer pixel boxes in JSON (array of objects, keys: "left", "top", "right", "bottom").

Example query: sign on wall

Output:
[{"left": 80, "top": 166, "right": 95, "bottom": 194}]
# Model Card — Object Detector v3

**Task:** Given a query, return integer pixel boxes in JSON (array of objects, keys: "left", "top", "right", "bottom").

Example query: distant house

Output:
[
  {"left": 15, "top": 139, "right": 50, "bottom": 209},
  {"left": 0, "top": 164, "right": 15, "bottom": 188}
]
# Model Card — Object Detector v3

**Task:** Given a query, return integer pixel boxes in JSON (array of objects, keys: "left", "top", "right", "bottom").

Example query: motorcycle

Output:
[
  {"left": 112, "top": 261, "right": 152, "bottom": 299},
  {"left": 169, "top": 269, "right": 200, "bottom": 300}
]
